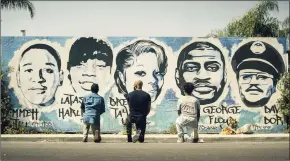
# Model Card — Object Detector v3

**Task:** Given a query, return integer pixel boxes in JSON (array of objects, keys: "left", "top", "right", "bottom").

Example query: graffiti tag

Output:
[
  {"left": 61, "top": 93, "right": 83, "bottom": 106},
  {"left": 203, "top": 105, "right": 241, "bottom": 114},
  {"left": 59, "top": 107, "right": 81, "bottom": 119},
  {"left": 11, "top": 108, "right": 39, "bottom": 120},
  {"left": 109, "top": 97, "right": 128, "bottom": 119},
  {"left": 263, "top": 105, "right": 283, "bottom": 125},
  {"left": 11, "top": 118, "right": 53, "bottom": 128}
]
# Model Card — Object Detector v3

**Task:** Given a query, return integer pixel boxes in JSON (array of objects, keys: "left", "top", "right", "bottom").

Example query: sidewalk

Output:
[{"left": 1, "top": 134, "right": 289, "bottom": 143}]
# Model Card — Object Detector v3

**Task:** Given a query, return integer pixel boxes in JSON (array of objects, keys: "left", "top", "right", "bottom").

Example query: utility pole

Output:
[{"left": 21, "top": 30, "right": 26, "bottom": 36}]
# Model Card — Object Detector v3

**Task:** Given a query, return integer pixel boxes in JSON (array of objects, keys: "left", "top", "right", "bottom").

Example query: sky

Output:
[{"left": 1, "top": 1, "right": 289, "bottom": 37}]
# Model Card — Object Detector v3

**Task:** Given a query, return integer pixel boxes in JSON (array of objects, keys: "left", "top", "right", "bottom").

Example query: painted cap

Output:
[{"left": 231, "top": 41, "right": 285, "bottom": 78}]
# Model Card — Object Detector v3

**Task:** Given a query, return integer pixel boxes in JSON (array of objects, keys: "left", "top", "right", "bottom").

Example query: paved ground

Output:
[
  {"left": 1, "top": 142, "right": 289, "bottom": 161},
  {"left": 1, "top": 134, "right": 289, "bottom": 142}
]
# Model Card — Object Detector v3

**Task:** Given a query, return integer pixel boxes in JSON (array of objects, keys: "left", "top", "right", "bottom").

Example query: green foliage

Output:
[
  {"left": 42, "top": 128, "right": 57, "bottom": 134},
  {"left": 277, "top": 72, "right": 290, "bottom": 119},
  {"left": 168, "top": 124, "right": 177, "bottom": 134},
  {"left": 1, "top": 0, "right": 35, "bottom": 18},
  {"left": 0, "top": 63, "right": 66, "bottom": 134},
  {"left": 208, "top": 0, "right": 289, "bottom": 37},
  {"left": 1, "top": 63, "right": 14, "bottom": 134},
  {"left": 3, "top": 125, "right": 38, "bottom": 134}
]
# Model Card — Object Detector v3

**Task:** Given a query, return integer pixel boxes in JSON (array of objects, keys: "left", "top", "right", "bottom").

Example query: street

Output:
[{"left": 1, "top": 141, "right": 289, "bottom": 161}]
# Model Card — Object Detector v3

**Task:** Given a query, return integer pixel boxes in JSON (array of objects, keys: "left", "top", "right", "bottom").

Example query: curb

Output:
[{"left": 1, "top": 134, "right": 289, "bottom": 143}]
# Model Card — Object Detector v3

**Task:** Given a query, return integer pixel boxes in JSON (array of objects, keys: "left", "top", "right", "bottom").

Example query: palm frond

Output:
[
  {"left": 282, "top": 17, "right": 289, "bottom": 28},
  {"left": 1, "top": 0, "right": 35, "bottom": 18}
]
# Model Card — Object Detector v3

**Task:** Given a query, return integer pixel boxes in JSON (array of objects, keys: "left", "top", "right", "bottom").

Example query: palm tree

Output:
[
  {"left": 282, "top": 17, "right": 289, "bottom": 28},
  {"left": 207, "top": 0, "right": 281, "bottom": 37},
  {"left": 280, "top": 16, "right": 289, "bottom": 37},
  {"left": 1, "top": 0, "right": 35, "bottom": 18},
  {"left": 253, "top": 0, "right": 280, "bottom": 37}
]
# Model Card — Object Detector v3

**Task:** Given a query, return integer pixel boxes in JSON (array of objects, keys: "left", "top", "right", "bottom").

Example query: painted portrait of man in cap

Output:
[{"left": 231, "top": 40, "right": 286, "bottom": 107}]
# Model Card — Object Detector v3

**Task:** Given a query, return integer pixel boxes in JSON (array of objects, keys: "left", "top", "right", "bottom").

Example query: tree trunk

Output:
[{"left": 283, "top": 115, "right": 289, "bottom": 129}]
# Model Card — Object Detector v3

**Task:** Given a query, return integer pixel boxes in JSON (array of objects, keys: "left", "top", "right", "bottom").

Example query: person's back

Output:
[
  {"left": 81, "top": 83, "right": 105, "bottom": 143},
  {"left": 127, "top": 90, "right": 151, "bottom": 117},
  {"left": 82, "top": 93, "right": 105, "bottom": 119},
  {"left": 125, "top": 80, "right": 151, "bottom": 143},
  {"left": 176, "top": 82, "right": 200, "bottom": 143},
  {"left": 178, "top": 95, "right": 199, "bottom": 119}
]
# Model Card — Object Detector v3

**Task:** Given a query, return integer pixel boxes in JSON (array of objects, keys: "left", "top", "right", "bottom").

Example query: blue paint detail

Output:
[
  {"left": 1, "top": 37, "right": 71, "bottom": 68},
  {"left": 152, "top": 37, "right": 193, "bottom": 52},
  {"left": 239, "top": 110, "right": 260, "bottom": 126},
  {"left": 107, "top": 37, "right": 136, "bottom": 48}
]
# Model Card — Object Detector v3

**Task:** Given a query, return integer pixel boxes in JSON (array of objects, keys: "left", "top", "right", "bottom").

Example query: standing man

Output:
[
  {"left": 81, "top": 83, "right": 105, "bottom": 143},
  {"left": 126, "top": 80, "right": 151, "bottom": 143}
]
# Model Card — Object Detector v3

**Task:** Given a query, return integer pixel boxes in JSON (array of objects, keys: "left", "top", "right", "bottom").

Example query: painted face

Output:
[
  {"left": 69, "top": 58, "right": 111, "bottom": 96},
  {"left": 238, "top": 69, "right": 274, "bottom": 106},
  {"left": 18, "top": 49, "right": 61, "bottom": 105},
  {"left": 181, "top": 49, "right": 225, "bottom": 102},
  {"left": 124, "top": 53, "right": 164, "bottom": 102}
]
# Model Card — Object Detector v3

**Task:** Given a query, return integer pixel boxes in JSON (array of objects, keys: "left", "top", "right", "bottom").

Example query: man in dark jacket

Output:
[
  {"left": 81, "top": 83, "right": 105, "bottom": 143},
  {"left": 126, "top": 80, "right": 151, "bottom": 143}
]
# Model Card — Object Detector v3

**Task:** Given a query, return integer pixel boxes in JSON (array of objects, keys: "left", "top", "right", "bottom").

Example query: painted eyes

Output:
[
  {"left": 135, "top": 71, "right": 146, "bottom": 77},
  {"left": 24, "top": 69, "right": 33, "bottom": 73},
  {"left": 206, "top": 64, "right": 220, "bottom": 72},
  {"left": 45, "top": 68, "right": 54, "bottom": 74},
  {"left": 242, "top": 74, "right": 271, "bottom": 80},
  {"left": 155, "top": 71, "right": 162, "bottom": 76},
  {"left": 134, "top": 71, "right": 163, "bottom": 77},
  {"left": 183, "top": 63, "right": 220, "bottom": 72},
  {"left": 77, "top": 64, "right": 106, "bottom": 69},
  {"left": 24, "top": 68, "right": 54, "bottom": 74},
  {"left": 257, "top": 75, "right": 270, "bottom": 80},
  {"left": 242, "top": 75, "right": 252, "bottom": 80},
  {"left": 184, "top": 65, "right": 199, "bottom": 72},
  {"left": 96, "top": 65, "right": 106, "bottom": 70}
]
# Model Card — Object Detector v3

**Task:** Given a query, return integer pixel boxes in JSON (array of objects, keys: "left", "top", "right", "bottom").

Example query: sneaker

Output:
[
  {"left": 193, "top": 138, "right": 199, "bottom": 143},
  {"left": 127, "top": 136, "right": 132, "bottom": 142},
  {"left": 177, "top": 136, "right": 184, "bottom": 143},
  {"left": 186, "top": 137, "right": 193, "bottom": 143},
  {"left": 94, "top": 130, "right": 101, "bottom": 143},
  {"left": 132, "top": 129, "right": 141, "bottom": 143},
  {"left": 138, "top": 136, "right": 145, "bottom": 143}
]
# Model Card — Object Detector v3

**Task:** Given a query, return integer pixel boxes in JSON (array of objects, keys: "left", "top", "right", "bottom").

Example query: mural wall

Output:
[{"left": 2, "top": 36, "right": 289, "bottom": 133}]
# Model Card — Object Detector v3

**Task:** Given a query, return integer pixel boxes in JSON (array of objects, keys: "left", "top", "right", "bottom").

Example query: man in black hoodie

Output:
[{"left": 125, "top": 80, "right": 151, "bottom": 143}]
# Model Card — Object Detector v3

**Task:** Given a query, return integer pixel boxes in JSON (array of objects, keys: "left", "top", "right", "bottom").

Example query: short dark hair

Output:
[
  {"left": 183, "top": 82, "right": 194, "bottom": 95},
  {"left": 91, "top": 83, "right": 99, "bottom": 94},
  {"left": 67, "top": 37, "right": 113, "bottom": 70},
  {"left": 20, "top": 44, "right": 61, "bottom": 71}
]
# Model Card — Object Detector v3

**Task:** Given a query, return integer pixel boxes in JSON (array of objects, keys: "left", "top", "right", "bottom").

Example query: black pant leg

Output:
[
  {"left": 135, "top": 116, "right": 146, "bottom": 142},
  {"left": 126, "top": 116, "right": 133, "bottom": 141}
]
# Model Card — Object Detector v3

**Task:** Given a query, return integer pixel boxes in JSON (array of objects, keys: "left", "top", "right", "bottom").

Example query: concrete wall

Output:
[{"left": 2, "top": 37, "right": 289, "bottom": 133}]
